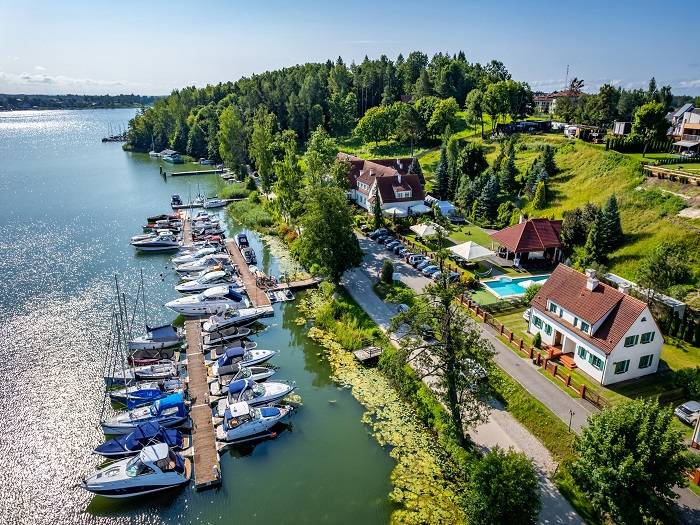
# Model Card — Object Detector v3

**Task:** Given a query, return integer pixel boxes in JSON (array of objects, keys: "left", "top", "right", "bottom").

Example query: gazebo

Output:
[
  {"left": 448, "top": 241, "right": 495, "bottom": 262},
  {"left": 409, "top": 222, "right": 445, "bottom": 238},
  {"left": 489, "top": 218, "right": 563, "bottom": 267}
]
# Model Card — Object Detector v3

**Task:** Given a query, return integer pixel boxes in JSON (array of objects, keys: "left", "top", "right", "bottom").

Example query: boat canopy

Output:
[
  {"left": 140, "top": 443, "right": 169, "bottom": 463},
  {"left": 225, "top": 401, "right": 250, "bottom": 419},
  {"left": 146, "top": 324, "right": 178, "bottom": 342},
  {"left": 218, "top": 346, "right": 245, "bottom": 367},
  {"left": 227, "top": 378, "right": 254, "bottom": 395},
  {"left": 126, "top": 389, "right": 163, "bottom": 409},
  {"left": 152, "top": 393, "right": 186, "bottom": 416},
  {"left": 225, "top": 288, "right": 244, "bottom": 301},
  {"left": 260, "top": 406, "right": 281, "bottom": 418}
]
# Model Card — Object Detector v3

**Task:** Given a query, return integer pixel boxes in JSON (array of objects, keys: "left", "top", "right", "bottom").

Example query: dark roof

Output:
[
  {"left": 531, "top": 264, "right": 648, "bottom": 354},
  {"left": 490, "top": 219, "right": 562, "bottom": 253},
  {"left": 339, "top": 153, "right": 424, "bottom": 203},
  {"left": 674, "top": 103, "right": 694, "bottom": 118}
]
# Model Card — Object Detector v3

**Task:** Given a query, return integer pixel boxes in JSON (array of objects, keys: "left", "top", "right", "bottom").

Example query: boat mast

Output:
[{"left": 141, "top": 267, "right": 148, "bottom": 331}]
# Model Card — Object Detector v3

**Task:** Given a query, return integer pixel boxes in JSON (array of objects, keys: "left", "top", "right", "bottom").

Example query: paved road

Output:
[
  {"left": 344, "top": 236, "right": 584, "bottom": 524},
  {"left": 353, "top": 233, "right": 700, "bottom": 523}
]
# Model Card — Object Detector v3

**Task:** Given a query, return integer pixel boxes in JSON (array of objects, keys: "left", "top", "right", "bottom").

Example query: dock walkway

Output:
[
  {"left": 169, "top": 168, "right": 225, "bottom": 177},
  {"left": 181, "top": 212, "right": 222, "bottom": 490},
  {"left": 225, "top": 239, "right": 271, "bottom": 307}
]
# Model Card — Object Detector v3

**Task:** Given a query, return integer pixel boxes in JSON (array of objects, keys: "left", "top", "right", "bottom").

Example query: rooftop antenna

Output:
[{"left": 564, "top": 64, "right": 569, "bottom": 91}]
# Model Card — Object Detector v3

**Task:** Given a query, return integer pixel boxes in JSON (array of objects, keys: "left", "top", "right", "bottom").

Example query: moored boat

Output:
[
  {"left": 209, "top": 346, "right": 277, "bottom": 376},
  {"left": 215, "top": 401, "right": 294, "bottom": 444},
  {"left": 100, "top": 393, "right": 188, "bottom": 435},
  {"left": 213, "top": 378, "right": 295, "bottom": 416},
  {"left": 165, "top": 286, "right": 248, "bottom": 317},
  {"left": 94, "top": 422, "right": 187, "bottom": 459}
]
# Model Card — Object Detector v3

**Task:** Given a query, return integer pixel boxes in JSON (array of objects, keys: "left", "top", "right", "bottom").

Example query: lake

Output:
[{"left": 0, "top": 109, "right": 394, "bottom": 524}]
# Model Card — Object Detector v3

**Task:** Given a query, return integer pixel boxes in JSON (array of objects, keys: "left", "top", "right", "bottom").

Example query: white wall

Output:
[{"left": 600, "top": 307, "right": 663, "bottom": 385}]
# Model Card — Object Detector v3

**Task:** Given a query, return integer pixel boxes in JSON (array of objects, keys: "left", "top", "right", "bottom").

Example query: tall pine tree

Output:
[
  {"left": 578, "top": 210, "right": 606, "bottom": 268},
  {"left": 600, "top": 194, "right": 623, "bottom": 251},
  {"left": 435, "top": 144, "right": 450, "bottom": 200},
  {"left": 499, "top": 150, "right": 518, "bottom": 197},
  {"left": 474, "top": 175, "right": 499, "bottom": 223},
  {"left": 372, "top": 184, "right": 383, "bottom": 230}
]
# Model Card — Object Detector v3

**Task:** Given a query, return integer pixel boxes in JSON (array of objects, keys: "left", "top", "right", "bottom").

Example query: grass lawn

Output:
[
  {"left": 661, "top": 337, "right": 700, "bottom": 371},
  {"left": 494, "top": 309, "right": 532, "bottom": 343},
  {"left": 449, "top": 224, "right": 494, "bottom": 247},
  {"left": 469, "top": 289, "right": 501, "bottom": 305}
]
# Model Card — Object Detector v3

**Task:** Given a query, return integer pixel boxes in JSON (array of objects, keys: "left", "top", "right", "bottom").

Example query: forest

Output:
[{"left": 0, "top": 93, "right": 160, "bottom": 111}]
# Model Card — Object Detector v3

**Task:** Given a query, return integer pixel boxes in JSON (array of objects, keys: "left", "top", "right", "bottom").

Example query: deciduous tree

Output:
[
  {"left": 217, "top": 105, "right": 247, "bottom": 174},
  {"left": 248, "top": 106, "right": 277, "bottom": 192}
]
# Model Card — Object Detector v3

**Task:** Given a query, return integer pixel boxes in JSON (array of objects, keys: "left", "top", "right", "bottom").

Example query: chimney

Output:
[
  {"left": 519, "top": 214, "right": 525, "bottom": 224},
  {"left": 369, "top": 169, "right": 374, "bottom": 177},
  {"left": 585, "top": 269, "right": 599, "bottom": 291},
  {"left": 619, "top": 282, "right": 631, "bottom": 295}
]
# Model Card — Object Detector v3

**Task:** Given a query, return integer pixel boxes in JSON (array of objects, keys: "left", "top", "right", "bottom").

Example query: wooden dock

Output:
[
  {"left": 270, "top": 276, "right": 323, "bottom": 292},
  {"left": 352, "top": 346, "right": 383, "bottom": 364},
  {"left": 185, "top": 320, "right": 222, "bottom": 490},
  {"left": 169, "top": 168, "right": 225, "bottom": 177},
  {"left": 225, "top": 238, "right": 271, "bottom": 307}
]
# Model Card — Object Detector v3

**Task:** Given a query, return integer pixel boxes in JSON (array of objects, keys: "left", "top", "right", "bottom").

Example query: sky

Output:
[{"left": 1, "top": 0, "right": 699, "bottom": 96}]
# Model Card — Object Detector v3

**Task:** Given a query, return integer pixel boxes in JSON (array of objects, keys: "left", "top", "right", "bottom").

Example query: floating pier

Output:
[
  {"left": 270, "top": 276, "right": 323, "bottom": 292},
  {"left": 181, "top": 213, "right": 222, "bottom": 490},
  {"left": 168, "top": 169, "right": 225, "bottom": 177},
  {"left": 352, "top": 346, "right": 383, "bottom": 364},
  {"left": 225, "top": 239, "right": 271, "bottom": 307}
]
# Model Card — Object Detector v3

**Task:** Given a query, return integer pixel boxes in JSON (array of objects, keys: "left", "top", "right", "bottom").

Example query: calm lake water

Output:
[{"left": 0, "top": 109, "right": 394, "bottom": 524}]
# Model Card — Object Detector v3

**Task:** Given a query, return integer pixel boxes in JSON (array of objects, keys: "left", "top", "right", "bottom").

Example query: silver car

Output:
[{"left": 675, "top": 401, "right": 700, "bottom": 425}]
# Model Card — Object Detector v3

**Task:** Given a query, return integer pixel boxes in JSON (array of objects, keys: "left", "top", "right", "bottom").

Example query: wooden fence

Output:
[{"left": 458, "top": 294, "right": 612, "bottom": 409}]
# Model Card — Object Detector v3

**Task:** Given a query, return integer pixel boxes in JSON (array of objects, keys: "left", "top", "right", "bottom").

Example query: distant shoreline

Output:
[
  {"left": 0, "top": 93, "right": 161, "bottom": 112},
  {"left": 0, "top": 106, "right": 146, "bottom": 112}
]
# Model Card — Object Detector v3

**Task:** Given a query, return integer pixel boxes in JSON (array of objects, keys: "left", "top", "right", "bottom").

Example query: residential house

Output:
[
  {"left": 489, "top": 218, "right": 563, "bottom": 267},
  {"left": 529, "top": 265, "right": 663, "bottom": 386},
  {"left": 340, "top": 153, "right": 427, "bottom": 215},
  {"left": 669, "top": 103, "right": 695, "bottom": 138},
  {"left": 673, "top": 107, "right": 700, "bottom": 156},
  {"left": 533, "top": 93, "right": 554, "bottom": 114}
]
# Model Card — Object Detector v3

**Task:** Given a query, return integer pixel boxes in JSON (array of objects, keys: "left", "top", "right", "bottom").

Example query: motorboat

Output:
[
  {"left": 234, "top": 233, "right": 249, "bottom": 249},
  {"left": 202, "top": 325, "right": 251, "bottom": 347},
  {"left": 104, "top": 362, "right": 178, "bottom": 386},
  {"left": 241, "top": 247, "right": 257, "bottom": 264},
  {"left": 149, "top": 150, "right": 161, "bottom": 158},
  {"left": 175, "top": 270, "right": 239, "bottom": 294},
  {"left": 202, "top": 306, "right": 272, "bottom": 332},
  {"left": 206, "top": 341, "right": 257, "bottom": 361},
  {"left": 100, "top": 393, "right": 189, "bottom": 435},
  {"left": 171, "top": 194, "right": 183, "bottom": 208},
  {"left": 214, "top": 378, "right": 295, "bottom": 416},
  {"left": 109, "top": 379, "right": 184, "bottom": 408},
  {"left": 131, "top": 233, "right": 180, "bottom": 252},
  {"left": 165, "top": 286, "right": 248, "bottom": 317},
  {"left": 203, "top": 198, "right": 227, "bottom": 209},
  {"left": 147, "top": 214, "right": 178, "bottom": 223},
  {"left": 175, "top": 253, "right": 230, "bottom": 274},
  {"left": 81, "top": 443, "right": 190, "bottom": 497},
  {"left": 209, "top": 346, "right": 277, "bottom": 376},
  {"left": 178, "top": 263, "right": 232, "bottom": 282},
  {"left": 94, "top": 422, "right": 187, "bottom": 459},
  {"left": 209, "top": 366, "right": 275, "bottom": 396},
  {"left": 172, "top": 247, "right": 219, "bottom": 264},
  {"left": 128, "top": 324, "right": 182, "bottom": 351},
  {"left": 215, "top": 401, "right": 293, "bottom": 444}
]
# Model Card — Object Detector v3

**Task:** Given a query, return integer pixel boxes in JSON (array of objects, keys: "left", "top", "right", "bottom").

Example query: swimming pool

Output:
[{"left": 482, "top": 274, "right": 550, "bottom": 298}]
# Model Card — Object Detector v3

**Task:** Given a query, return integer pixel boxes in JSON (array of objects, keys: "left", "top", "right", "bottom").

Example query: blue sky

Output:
[{"left": 1, "top": 0, "right": 698, "bottom": 95}]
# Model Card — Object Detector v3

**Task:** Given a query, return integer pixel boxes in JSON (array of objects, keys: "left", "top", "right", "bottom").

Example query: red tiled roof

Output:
[
  {"left": 339, "top": 153, "right": 424, "bottom": 203},
  {"left": 490, "top": 219, "right": 562, "bottom": 253},
  {"left": 531, "top": 264, "right": 648, "bottom": 354}
]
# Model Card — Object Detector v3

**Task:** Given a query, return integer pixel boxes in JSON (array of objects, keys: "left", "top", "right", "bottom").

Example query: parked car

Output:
[
  {"left": 397, "top": 248, "right": 410, "bottom": 257},
  {"left": 422, "top": 265, "right": 440, "bottom": 276},
  {"left": 385, "top": 240, "right": 401, "bottom": 250},
  {"left": 416, "top": 260, "right": 432, "bottom": 270},
  {"left": 369, "top": 228, "right": 388, "bottom": 240},
  {"left": 403, "top": 252, "right": 416, "bottom": 261},
  {"left": 430, "top": 270, "right": 442, "bottom": 280},
  {"left": 675, "top": 401, "right": 700, "bottom": 425},
  {"left": 377, "top": 235, "right": 393, "bottom": 244},
  {"left": 522, "top": 308, "right": 531, "bottom": 322},
  {"left": 409, "top": 255, "right": 427, "bottom": 266},
  {"left": 393, "top": 244, "right": 406, "bottom": 254},
  {"left": 681, "top": 150, "right": 699, "bottom": 159},
  {"left": 446, "top": 271, "right": 460, "bottom": 282}
]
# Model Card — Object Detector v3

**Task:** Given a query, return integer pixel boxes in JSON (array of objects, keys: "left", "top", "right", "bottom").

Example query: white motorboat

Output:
[
  {"left": 202, "top": 306, "right": 272, "bottom": 332},
  {"left": 128, "top": 324, "right": 181, "bottom": 351},
  {"left": 214, "top": 378, "right": 295, "bottom": 416},
  {"left": 131, "top": 233, "right": 180, "bottom": 252},
  {"left": 81, "top": 443, "right": 190, "bottom": 497},
  {"left": 215, "top": 401, "right": 293, "bottom": 443},
  {"left": 109, "top": 379, "right": 184, "bottom": 407},
  {"left": 104, "top": 362, "right": 177, "bottom": 386},
  {"left": 175, "top": 253, "right": 230, "bottom": 274},
  {"left": 165, "top": 286, "right": 248, "bottom": 317},
  {"left": 203, "top": 198, "right": 227, "bottom": 209},
  {"left": 241, "top": 247, "right": 257, "bottom": 264},
  {"left": 202, "top": 325, "right": 251, "bottom": 347},
  {"left": 209, "top": 366, "right": 275, "bottom": 396},
  {"left": 175, "top": 270, "right": 239, "bottom": 294},
  {"left": 171, "top": 247, "right": 219, "bottom": 264},
  {"left": 209, "top": 346, "right": 277, "bottom": 376},
  {"left": 206, "top": 341, "right": 257, "bottom": 361},
  {"left": 100, "top": 393, "right": 189, "bottom": 435}
]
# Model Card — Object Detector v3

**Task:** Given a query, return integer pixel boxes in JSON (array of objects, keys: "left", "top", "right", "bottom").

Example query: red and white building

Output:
[
  {"left": 340, "top": 154, "right": 427, "bottom": 215},
  {"left": 528, "top": 264, "right": 663, "bottom": 386}
]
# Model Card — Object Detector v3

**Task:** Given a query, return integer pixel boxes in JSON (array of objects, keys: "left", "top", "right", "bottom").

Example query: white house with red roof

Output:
[
  {"left": 528, "top": 264, "right": 663, "bottom": 386},
  {"left": 490, "top": 218, "right": 563, "bottom": 267},
  {"left": 339, "top": 153, "right": 426, "bottom": 215}
]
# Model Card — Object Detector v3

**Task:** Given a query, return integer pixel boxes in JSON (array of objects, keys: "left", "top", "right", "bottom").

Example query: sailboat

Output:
[{"left": 149, "top": 134, "right": 160, "bottom": 157}]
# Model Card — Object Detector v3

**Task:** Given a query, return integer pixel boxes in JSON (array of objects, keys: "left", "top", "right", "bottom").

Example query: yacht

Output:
[
  {"left": 128, "top": 324, "right": 181, "bottom": 352},
  {"left": 203, "top": 198, "right": 227, "bottom": 209},
  {"left": 209, "top": 366, "right": 276, "bottom": 396},
  {"left": 94, "top": 422, "right": 187, "bottom": 459},
  {"left": 213, "top": 378, "right": 295, "bottom": 416},
  {"left": 241, "top": 247, "right": 257, "bottom": 264},
  {"left": 100, "top": 393, "right": 188, "bottom": 435},
  {"left": 109, "top": 378, "right": 184, "bottom": 408},
  {"left": 175, "top": 270, "right": 239, "bottom": 294},
  {"left": 131, "top": 233, "right": 180, "bottom": 252},
  {"left": 202, "top": 306, "right": 272, "bottom": 332},
  {"left": 209, "top": 346, "right": 277, "bottom": 376},
  {"left": 165, "top": 286, "right": 248, "bottom": 316},
  {"left": 215, "top": 401, "right": 294, "bottom": 444},
  {"left": 81, "top": 443, "right": 190, "bottom": 497},
  {"left": 175, "top": 253, "right": 230, "bottom": 274},
  {"left": 172, "top": 247, "right": 219, "bottom": 265},
  {"left": 171, "top": 194, "right": 184, "bottom": 209}
]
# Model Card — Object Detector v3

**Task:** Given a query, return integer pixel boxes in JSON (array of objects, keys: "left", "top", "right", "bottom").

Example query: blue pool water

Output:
[{"left": 482, "top": 274, "right": 550, "bottom": 298}]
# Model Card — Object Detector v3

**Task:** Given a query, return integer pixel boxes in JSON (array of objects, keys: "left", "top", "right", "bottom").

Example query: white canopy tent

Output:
[
  {"left": 383, "top": 207, "right": 407, "bottom": 218},
  {"left": 409, "top": 222, "right": 445, "bottom": 238},
  {"left": 448, "top": 241, "right": 495, "bottom": 262},
  {"left": 408, "top": 203, "right": 432, "bottom": 215}
]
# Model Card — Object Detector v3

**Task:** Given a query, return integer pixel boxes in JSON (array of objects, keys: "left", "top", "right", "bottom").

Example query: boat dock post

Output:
[{"left": 181, "top": 212, "right": 222, "bottom": 490}]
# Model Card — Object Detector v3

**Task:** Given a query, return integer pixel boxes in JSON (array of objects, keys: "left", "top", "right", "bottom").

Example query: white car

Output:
[
  {"left": 522, "top": 308, "right": 531, "bottom": 322},
  {"left": 675, "top": 401, "right": 700, "bottom": 425}
]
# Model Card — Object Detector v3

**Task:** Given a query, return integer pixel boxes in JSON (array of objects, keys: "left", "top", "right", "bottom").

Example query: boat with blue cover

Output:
[
  {"left": 100, "top": 393, "right": 189, "bottom": 435},
  {"left": 209, "top": 346, "right": 277, "bottom": 376},
  {"left": 94, "top": 422, "right": 188, "bottom": 459},
  {"left": 215, "top": 401, "right": 294, "bottom": 444},
  {"left": 213, "top": 378, "right": 295, "bottom": 416},
  {"left": 81, "top": 443, "right": 191, "bottom": 498},
  {"left": 209, "top": 365, "right": 276, "bottom": 396},
  {"left": 109, "top": 378, "right": 184, "bottom": 408}
]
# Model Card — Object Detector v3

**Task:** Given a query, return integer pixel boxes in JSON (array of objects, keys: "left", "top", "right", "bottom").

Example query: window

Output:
[
  {"left": 549, "top": 302, "right": 557, "bottom": 313},
  {"left": 577, "top": 345, "right": 587, "bottom": 359},
  {"left": 580, "top": 321, "right": 590, "bottom": 333},
  {"left": 624, "top": 335, "right": 639, "bottom": 347},
  {"left": 588, "top": 353, "right": 604, "bottom": 370},
  {"left": 574, "top": 317, "right": 579, "bottom": 328},
  {"left": 639, "top": 354, "right": 654, "bottom": 369},
  {"left": 558, "top": 307, "right": 564, "bottom": 317},
  {"left": 544, "top": 324, "right": 552, "bottom": 335},
  {"left": 640, "top": 332, "right": 655, "bottom": 344},
  {"left": 613, "top": 360, "right": 630, "bottom": 374},
  {"left": 533, "top": 316, "right": 543, "bottom": 329}
]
